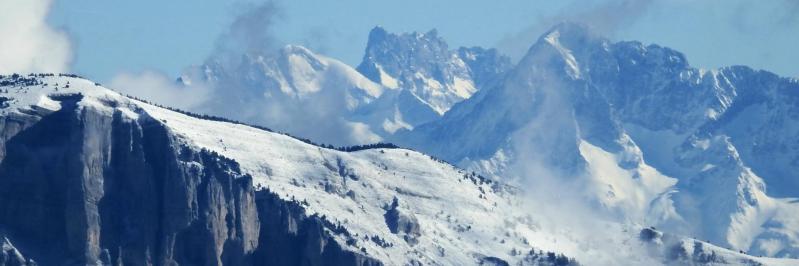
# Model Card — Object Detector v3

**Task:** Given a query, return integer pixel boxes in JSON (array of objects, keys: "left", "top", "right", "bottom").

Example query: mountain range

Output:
[{"left": 1, "top": 22, "right": 799, "bottom": 265}]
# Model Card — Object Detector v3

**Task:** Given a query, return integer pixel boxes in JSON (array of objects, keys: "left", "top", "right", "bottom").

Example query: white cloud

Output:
[
  {"left": 0, "top": 0, "right": 72, "bottom": 73},
  {"left": 109, "top": 70, "right": 211, "bottom": 110}
]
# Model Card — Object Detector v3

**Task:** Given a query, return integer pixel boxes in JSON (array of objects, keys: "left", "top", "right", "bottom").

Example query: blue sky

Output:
[{"left": 48, "top": 0, "right": 798, "bottom": 82}]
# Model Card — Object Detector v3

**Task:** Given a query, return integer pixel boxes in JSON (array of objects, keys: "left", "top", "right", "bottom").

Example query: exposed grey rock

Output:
[
  {"left": 383, "top": 197, "right": 421, "bottom": 245},
  {"left": 0, "top": 110, "right": 46, "bottom": 162},
  {"left": 639, "top": 228, "right": 663, "bottom": 242}
]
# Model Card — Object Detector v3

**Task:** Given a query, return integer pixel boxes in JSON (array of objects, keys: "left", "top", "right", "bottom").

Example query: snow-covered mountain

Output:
[
  {"left": 174, "top": 28, "right": 509, "bottom": 147},
  {"left": 2, "top": 72, "right": 798, "bottom": 265},
  {"left": 395, "top": 22, "right": 799, "bottom": 258},
  {"left": 179, "top": 45, "right": 389, "bottom": 147}
]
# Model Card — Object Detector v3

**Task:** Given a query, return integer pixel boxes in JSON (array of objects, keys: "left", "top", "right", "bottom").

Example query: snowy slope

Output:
[
  {"left": 395, "top": 22, "right": 799, "bottom": 258},
  {"left": 140, "top": 104, "right": 526, "bottom": 265}
]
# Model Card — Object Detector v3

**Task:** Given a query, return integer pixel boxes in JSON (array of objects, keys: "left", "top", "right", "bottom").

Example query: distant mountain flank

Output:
[{"left": 394, "top": 22, "right": 799, "bottom": 258}]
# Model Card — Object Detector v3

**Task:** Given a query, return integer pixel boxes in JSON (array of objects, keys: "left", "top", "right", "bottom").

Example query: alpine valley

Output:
[{"left": 1, "top": 23, "right": 799, "bottom": 266}]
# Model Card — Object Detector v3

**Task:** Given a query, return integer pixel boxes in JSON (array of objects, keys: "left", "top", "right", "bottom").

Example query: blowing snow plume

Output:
[
  {"left": 506, "top": 77, "right": 657, "bottom": 265},
  {"left": 0, "top": 0, "right": 72, "bottom": 73},
  {"left": 449, "top": 24, "right": 671, "bottom": 265}
]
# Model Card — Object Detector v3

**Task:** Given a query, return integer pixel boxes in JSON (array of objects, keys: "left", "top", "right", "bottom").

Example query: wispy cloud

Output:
[
  {"left": 109, "top": 1, "right": 282, "bottom": 113},
  {"left": 211, "top": 1, "right": 283, "bottom": 63},
  {"left": 496, "top": 0, "right": 655, "bottom": 61},
  {"left": 300, "top": 26, "right": 334, "bottom": 55},
  {"left": 0, "top": 0, "right": 72, "bottom": 73},
  {"left": 207, "top": 1, "right": 335, "bottom": 63}
]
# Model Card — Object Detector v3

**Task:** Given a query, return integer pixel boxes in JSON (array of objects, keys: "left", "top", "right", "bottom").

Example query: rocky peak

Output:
[
  {"left": 540, "top": 22, "right": 599, "bottom": 48},
  {"left": 357, "top": 26, "right": 459, "bottom": 90},
  {"left": 356, "top": 26, "right": 507, "bottom": 114},
  {"left": 514, "top": 22, "right": 608, "bottom": 81}
]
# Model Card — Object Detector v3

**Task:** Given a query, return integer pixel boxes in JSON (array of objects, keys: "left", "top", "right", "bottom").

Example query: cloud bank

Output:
[
  {"left": 0, "top": 0, "right": 72, "bottom": 73},
  {"left": 109, "top": 70, "right": 212, "bottom": 110}
]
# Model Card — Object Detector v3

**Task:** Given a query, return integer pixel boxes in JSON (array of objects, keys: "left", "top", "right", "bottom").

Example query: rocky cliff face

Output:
[
  {"left": 0, "top": 90, "right": 378, "bottom": 265},
  {"left": 252, "top": 190, "right": 380, "bottom": 266}
]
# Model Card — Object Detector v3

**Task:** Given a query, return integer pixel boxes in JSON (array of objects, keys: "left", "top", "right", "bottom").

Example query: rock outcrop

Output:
[{"left": 383, "top": 197, "right": 420, "bottom": 245}]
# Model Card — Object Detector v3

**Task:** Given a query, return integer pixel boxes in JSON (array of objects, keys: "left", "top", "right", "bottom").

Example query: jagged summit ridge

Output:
[{"left": 357, "top": 26, "right": 511, "bottom": 115}]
